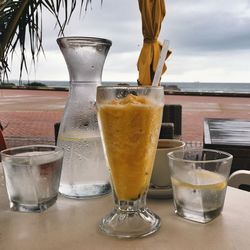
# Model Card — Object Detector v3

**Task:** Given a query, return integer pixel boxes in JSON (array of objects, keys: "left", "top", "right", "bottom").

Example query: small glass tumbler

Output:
[
  {"left": 168, "top": 148, "right": 233, "bottom": 223},
  {"left": 1, "top": 145, "right": 64, "bottom": 212},
  {"left": 97, "top": 86, "right": 164, "bottom": 238}
]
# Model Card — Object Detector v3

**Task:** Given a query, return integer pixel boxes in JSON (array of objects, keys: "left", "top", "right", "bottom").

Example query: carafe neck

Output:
[{"left": 57, "top": 37, "right": 112, "bottom": 83}]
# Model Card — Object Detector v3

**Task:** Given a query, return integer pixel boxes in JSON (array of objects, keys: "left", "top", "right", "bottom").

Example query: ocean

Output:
[
  {"left": 162, "top": 82, "right": 250, "bottom": 94},
  {"left": 9, "top": 80, "right": 250, "bottom": 94}
]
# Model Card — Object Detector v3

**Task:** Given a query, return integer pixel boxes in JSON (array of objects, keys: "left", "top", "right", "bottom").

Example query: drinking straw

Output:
[{"left": 152, "top": 40, "right": 170, "bottom": 86}]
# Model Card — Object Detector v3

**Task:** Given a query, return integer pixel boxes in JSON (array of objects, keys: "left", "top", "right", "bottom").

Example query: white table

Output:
[{"left": 1, "top": 165, "right": 250, "bottom": 250}]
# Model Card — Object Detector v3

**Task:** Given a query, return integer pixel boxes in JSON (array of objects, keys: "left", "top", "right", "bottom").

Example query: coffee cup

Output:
[{"left": 150, "top": 139, "right": 185, "bottom": 189}]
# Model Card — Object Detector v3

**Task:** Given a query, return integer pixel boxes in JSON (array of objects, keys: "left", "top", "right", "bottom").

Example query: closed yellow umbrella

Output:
[{"left": 137, "top": 0, "right": 171, "bottom": 86}]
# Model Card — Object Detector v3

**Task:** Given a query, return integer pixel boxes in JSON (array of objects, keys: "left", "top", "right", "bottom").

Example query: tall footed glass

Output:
[
  {"left": 97, "top": 86, "right": 164, "bottom": 238},
  {"left": 57, "top": 37, "right": 112, "bottom": 199}
]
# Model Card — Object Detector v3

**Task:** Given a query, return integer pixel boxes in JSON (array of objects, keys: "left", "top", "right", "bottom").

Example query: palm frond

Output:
[
  {"left": 0, "top": 0, "right": 98, "bottom": 83},
  {"left": 0, "top": 0, "right": 30, "bottom": 81}
]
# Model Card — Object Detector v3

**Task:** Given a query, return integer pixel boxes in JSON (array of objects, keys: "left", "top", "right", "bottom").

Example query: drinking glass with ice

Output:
[{"left": 1, "top": 145, "right": 64, "bottom": 212}]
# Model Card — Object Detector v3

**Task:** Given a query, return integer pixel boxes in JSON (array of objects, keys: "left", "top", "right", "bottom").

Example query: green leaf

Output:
[{"left": 0, "top": 0, "right": 100, "bottom": 83}]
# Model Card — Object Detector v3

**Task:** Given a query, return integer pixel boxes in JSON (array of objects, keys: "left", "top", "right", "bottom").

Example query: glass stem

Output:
[{"left": 114, "top": 192, "right": 147, "bottom": 212}]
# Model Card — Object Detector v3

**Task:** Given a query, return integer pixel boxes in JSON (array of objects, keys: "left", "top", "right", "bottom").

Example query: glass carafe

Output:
[{"left": 57, "top": 37, "right": 112, "bottom": 199}]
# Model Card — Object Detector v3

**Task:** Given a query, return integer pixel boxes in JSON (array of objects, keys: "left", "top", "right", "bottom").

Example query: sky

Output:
[{"left": 8, "top": 0, "right": 250, "bottom": 83}]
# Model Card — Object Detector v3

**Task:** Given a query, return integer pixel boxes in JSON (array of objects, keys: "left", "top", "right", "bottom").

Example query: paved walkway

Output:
[
  {"left": 0, "top": 88, "right": 249, "bottom": 147},
  {"left": 0, "top": 89, "right": 66, "bottom": 147},
  {"left": 164, "top": 94, "right": 250, "bottom": 143}
]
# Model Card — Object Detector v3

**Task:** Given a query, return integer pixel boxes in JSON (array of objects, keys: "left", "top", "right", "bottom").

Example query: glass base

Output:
[
  {"left": 10, "top": 195, "right": 58, "bottom": 213},
  {"left": 175, "top": 204, "right": 222, "bottom": 223},
  {"left": 99, "top": 207, "right": 161, "bottom": 238},
  {"left": 59, "top": 183, "right": 111, "bottom": 199}
]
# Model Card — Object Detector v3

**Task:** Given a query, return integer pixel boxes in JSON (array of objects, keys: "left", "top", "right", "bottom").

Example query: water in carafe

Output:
[{"left": 57, "top": 37, "right": 112, "bottom": 198}]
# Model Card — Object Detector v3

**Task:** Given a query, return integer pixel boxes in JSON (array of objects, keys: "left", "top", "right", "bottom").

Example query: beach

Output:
[{"left": 0, "top": 88, "right": 249, "bottom": 147}]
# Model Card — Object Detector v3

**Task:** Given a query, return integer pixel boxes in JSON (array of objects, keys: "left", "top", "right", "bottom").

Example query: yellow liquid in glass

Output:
[{"left": 98, "top": 94, "right": 162, "bottom": 200}]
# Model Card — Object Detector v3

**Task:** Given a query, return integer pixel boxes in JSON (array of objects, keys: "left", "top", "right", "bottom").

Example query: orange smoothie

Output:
[{"left": 98, "top": 94, "right": 163, "bottom": 200}]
